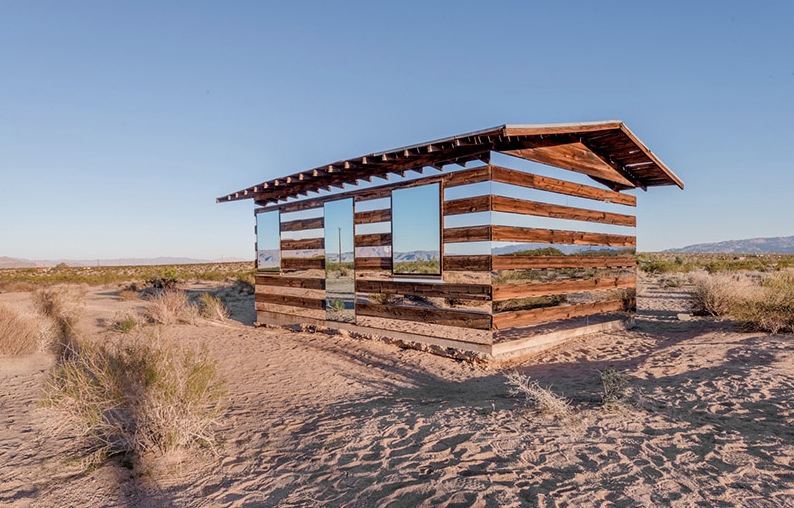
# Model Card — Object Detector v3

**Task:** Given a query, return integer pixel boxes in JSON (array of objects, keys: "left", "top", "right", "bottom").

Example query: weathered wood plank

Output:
[
  {"left": 491, "top": 165, "right": 636, "bottom": 206},
  {"left": 356, "top": 303, "right": 491, "bottom": 330},
  {"left": 354, "top": 208, "right": 391, "bottom": 224},
  {"left": 503, "top": 142, "right": 635, "bottom": 187},
  {"left": 491, "top": 196, "right": 636, "bottom": 226},
  {"left": 491, "top": 226, "right": 636, "bottom": 247},
  {"left": 492, "top": 255, "right": 636, "bottom": 270},
  {"left": 281, "top": 257, "right": 325, "bottom": 270},
  {"left": 280, "top": 216, "right": 324, "bottom": 232},
  {"left": 492, "top": 300, "right": 624, "bottom": 330},
  {"left": 255, "top": 275, "right": 326, "bottom": 290},
  {"left": 443, "top": 255, "right": 492, "bottom": 271},
  {"left": 255, "top": 292, "right": 326, "bottom": 310},
  {"left": 444, "top": 195, "right": 491, "bottom": 216},
  {"left": 281, "top": 237, "right": 325, "bottom": 250},
  {"left": 355, "top": 257, "right": 393, "bottom": 270},
  {"left": 355, "top": 232, "right": 392, "bottom": 247},
  {"left": 443, "top": 225, "right": 491, "bottom": 243},
  {"left": 493, "top": 276, "right": 635, "bottom": 301},
  {"left": 356, "top": 280, "right": 491, "bottom": 300}
]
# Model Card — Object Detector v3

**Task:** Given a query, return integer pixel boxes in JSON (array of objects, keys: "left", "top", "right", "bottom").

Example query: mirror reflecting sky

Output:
[
  {"left": 256, "top": 211, "right": 280, "bottom": 271},
  {"left": 392, "top": 183, "right": 441, "bottom": 275}
]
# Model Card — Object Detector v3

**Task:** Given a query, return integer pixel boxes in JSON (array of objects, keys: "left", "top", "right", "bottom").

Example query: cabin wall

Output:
[{"left": 253, "top": 160, "right": 636, "bottom": 357}]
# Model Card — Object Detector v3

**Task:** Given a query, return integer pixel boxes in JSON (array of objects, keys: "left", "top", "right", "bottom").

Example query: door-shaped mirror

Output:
[
  {"left": 256, "top": 210, "right": 280, "bottom": 272},
  {"left": 324, "top": 199, "right": 355, "bottom": 322},
  {"left": 391, "top": 183, "right": 441, "bottom": 275}
]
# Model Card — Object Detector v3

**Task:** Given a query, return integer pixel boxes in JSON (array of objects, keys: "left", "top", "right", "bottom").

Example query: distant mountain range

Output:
[
  {"left": 665, "top": 236, "right": 794, "bottom": 254},
  {"left": 0, "top": 256, "right": 251, "bottom": 269}
]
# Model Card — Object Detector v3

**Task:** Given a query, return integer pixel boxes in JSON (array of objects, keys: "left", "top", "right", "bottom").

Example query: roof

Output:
[{"left": 218, "top": 121, "right": 683, "bottom": 205}]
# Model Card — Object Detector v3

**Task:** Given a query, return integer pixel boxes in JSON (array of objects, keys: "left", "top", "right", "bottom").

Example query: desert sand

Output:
[{"left": 1, "top": 277, "right": 793, "bottom": 507}]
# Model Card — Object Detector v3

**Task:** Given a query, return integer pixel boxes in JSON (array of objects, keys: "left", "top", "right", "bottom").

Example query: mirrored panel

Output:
[
  {"left": 391, "top": 183, "right": 441, "bottom": 276},
  {"left": 256, "top": 211, "right": 280, "bottom": 272},
  {"left": 324, "top": 199, "right": 355, "bottom": 322}
]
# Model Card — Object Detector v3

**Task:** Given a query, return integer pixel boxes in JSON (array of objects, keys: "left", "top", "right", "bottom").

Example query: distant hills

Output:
[
  {"left": 0, "top": 256, "right": 251, "bottom": 269},
  {"left": 665, "top": 236, "right": 794, "bottom": 254}
]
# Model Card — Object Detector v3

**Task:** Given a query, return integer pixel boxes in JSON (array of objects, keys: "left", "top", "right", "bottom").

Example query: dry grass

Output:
[
  {"left": 145, "top": 290, "right": 199, "bottom": 325},
  {"left": 690, "top": 272, "right": 754, "bottom": 317},
  {"left": 0, "top": 305, "right": 40, "bottom": 356},
  {"left": 690, "top": 270, "right": 794, "bottom": 333},
  {"left": 43, "top": 331, "right": 226, "bottom": 461},
  {"left": 505, "top": 371, "right": 574, "bottom": 420},
  {"left": 112, "top": 312, "right": 143, "bottom": 333},
  {"left": 599, "top": 368, "right": 629, "bottom": 408},
  {"left": 732, "top": 270, "right": 794, "bottom": 333},
  {"left": 31, "top": 285, "right": 85, "bottom": 355},
  {"left": 198, "top": 294, "right": 229, "bottom": 322}
]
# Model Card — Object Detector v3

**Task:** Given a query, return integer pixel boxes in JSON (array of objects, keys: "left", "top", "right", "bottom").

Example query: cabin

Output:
[{"left": 218, "top": 122, "right": 683, "bottom": 361}]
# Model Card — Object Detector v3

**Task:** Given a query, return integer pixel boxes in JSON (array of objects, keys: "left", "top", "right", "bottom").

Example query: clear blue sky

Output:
[{"left": 2, "top": 0, "right": 792, "bottom": 260}]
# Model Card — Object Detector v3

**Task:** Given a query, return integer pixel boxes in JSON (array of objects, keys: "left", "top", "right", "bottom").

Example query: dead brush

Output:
[
  {"left": 599, "top": 367, "right": 629, "bottom": 408},
  {"left": 145, "top": 289, "right": 199, "bottom": 325},
  {"left": 198, "top": 293, "right": 229, "bottom": 321},
  {"left": 505, "top": 371, "right": 574, "bottom": 420},
  {"left": 32, "top": 285, "right": 85, "bottom": 356},
  {"left": 690, "top": 272, "right": 754, "bottom": 317},
  {"left": 732, "top": 270, "right": 794, "bottom": 333},
  {"left": 112, "top": 312, "right": 142, "bottom": 333},
  {"left": 0, "top": 305, "right": 40, "bottom": 356},
  {"left": 42, "top": 330, "right": 226, "bottom": 461}
]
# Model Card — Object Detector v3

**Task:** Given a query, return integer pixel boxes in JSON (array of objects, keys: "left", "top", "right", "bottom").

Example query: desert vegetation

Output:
[
  {"left": 638, "top": 252, "right": 794, "bottom": 274},
  {"left": 0, "top": 261, "right": 255, "bottom": 292},
  {"left": 0, "top": 305, "right": 40, "bottom": 356},
  {"left": 691, "top": 270, "right": 794, "bottom": 333},
  {"left": 43, "top": 331, "right": 226, "bottom": 461}
]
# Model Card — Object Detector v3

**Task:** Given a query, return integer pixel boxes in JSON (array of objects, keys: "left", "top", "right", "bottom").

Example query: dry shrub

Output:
[
  {"left": 146, "top": 290, "right": 198, "bottom": 325},
  {"left": 0, "top": 305, "right": 39, "bottom": 356},
  {"left": 505, "top": 371, "right": 574, "bottom": 420},
  {"left": 732, "top": 270, "right": 794, "bottom": 334},
  {"left": 690, "top": 272, "right": 754, "bottom": 317},
  {"left": 599, "top": 367, "right": 629, "bottom": 407},
  {"left": 112, "top": 312, "right": 142, "bottom": 333},
  {"left": 43, "top": 331, "right": 226, "bottom": 460},
  {"left": 32, "top": 285, "right": 85, "bottom": 355},
  {"left": 232, "top": 276, "right": 255, "bottom": 295},
  {"left": 198, "top": 294, "right": 229, "bottom": 321}
]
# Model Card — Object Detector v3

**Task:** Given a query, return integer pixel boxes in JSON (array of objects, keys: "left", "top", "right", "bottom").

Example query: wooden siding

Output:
[
  {"left": 491, "top": 165, "right": 636, "bottom": 206},
  {"left": 281, "top": 257, "right": 325, "bottom": 270},
  {"left": 281, "top": 237, "right": 325, "bottom": 251},
  {"left": 357, "top": 303, "right": 491, "bottom": 330},
  {"left": 443, "top": 225, "right": 636, "bottom": 247},
  {"left": 355, "top": 232, "right": 392, "bottom": 247},
  {"left": 354, "top": 208, "right": 391, "bottom": 224},
  {"left": 357, "top": 280, "right": 491, "bottom": 300},
  {"left": 255, "top": 292, "right": 326, "bottom": 310},
  {"left": 280, "top": 216, "right": 324, "bottom": 232},
  {"left": 256, "top": 275, "right": 325, "bottom": 290},
  {"left": 492, "top": 276, "right": 635, "bottom": 301},
  {"left": 492, "top": 300, "right": 624, "bottom": 330}
]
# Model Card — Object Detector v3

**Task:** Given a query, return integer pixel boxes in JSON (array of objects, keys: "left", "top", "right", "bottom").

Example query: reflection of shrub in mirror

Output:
[
  {"left": 392, "top": 184, "right": 441, "bottom": 276},
  {"left": 256, "top": 211, "right": 280, "bottom": 272}
]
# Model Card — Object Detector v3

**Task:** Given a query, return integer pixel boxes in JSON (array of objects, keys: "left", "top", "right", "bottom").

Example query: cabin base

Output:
[{"left": 256, "top": 310, "right": 634, "bottom": 363}]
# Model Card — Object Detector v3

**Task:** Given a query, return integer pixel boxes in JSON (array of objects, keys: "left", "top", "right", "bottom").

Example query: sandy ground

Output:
[{"left": 1, "top": 278, "right": 793, "bottom": 507}]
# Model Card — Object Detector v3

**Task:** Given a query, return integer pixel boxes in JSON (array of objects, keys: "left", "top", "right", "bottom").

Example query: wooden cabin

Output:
[{"left": 218, "top": 121, "right": 683, "bottom": 361}]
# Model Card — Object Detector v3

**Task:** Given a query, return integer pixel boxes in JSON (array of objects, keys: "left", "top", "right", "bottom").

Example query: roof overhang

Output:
[{"left": 218, "top": 121, "right": 683, "bottom": 205}]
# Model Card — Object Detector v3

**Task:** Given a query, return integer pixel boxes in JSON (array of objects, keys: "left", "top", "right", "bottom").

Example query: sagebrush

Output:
[
  {"left": 145, "top": 290, "right": 199, "bottom": 325},
  {"left": 505, "top": 371, "right": 574, "bottom": 420},
  {"left": 43, "top": 331, "right": 226, "bottom": 459}
]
